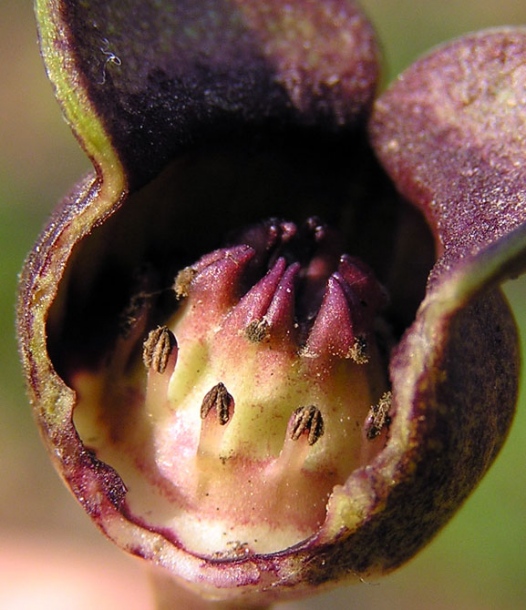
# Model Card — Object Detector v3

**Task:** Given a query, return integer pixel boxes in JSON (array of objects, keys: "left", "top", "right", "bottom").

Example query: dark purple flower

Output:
[{"left": 18, "top": 0, "right": 526, "bottom": 605}]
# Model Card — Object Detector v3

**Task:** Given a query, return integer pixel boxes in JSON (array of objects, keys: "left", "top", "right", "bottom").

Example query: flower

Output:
[{"left": 18, "top": 0, "right": 526, "bottom": 605}]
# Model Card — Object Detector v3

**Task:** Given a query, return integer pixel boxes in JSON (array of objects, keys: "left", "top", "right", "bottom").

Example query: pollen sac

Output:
[
  {"left": 365, "top": 391, "right": 392, "bottom": 440},
  {"left": 290, "top": 405, "right": 325, "bottom": 445},
  {"left": 143, "top": 326, "right": 178, "bottom": 374},
  {"left": 200, "top": 382, "right": 235, "bottom": 425}
]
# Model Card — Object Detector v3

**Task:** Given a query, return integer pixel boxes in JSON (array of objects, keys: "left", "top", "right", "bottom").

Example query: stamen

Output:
[
  {"left": 245, "top": 318, "right": 271, "bottom": 343},
  {"left": 290, "top": 405, "right": 324, "bottom": 445},
  {"left": 201, "top": 382, "right": 235, "bottom": 425},
  {"left": 143, "top": 326, "right": 178, "bottom": 374},
  {"left": 349, "top": 336, "right": 369, "bottom": 364},
  {"left": 365, "top": 391, "right": 392, "bottom": 440},
  {"left": 174, "top": 266, "right": 197, "bottom": 299}
]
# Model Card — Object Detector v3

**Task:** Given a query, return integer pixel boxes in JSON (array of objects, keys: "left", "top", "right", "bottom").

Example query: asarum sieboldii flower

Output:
[{"left": 18, "top": 0, "right": 526, "bottom": 606}]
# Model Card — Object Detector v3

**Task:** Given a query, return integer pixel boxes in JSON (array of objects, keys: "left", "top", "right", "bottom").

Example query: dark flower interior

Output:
[{"left": 49, "top": 132, "right": 435, "bottom": 375}]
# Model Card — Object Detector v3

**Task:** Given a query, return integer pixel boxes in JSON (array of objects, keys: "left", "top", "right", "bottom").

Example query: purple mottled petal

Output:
[
  {"left": 49, "top": 0, "right": 380, "bottom": 186},
  {"left": 371, "top": 28, "right": 526, "bottom": 289},
  {"left": 333, "top": 27, "right": 526, "bottom": 580}
]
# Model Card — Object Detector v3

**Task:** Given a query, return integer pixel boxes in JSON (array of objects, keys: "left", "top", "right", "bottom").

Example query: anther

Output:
[
  {"left": 201, "top": 382, "right": 235, "bottom": 425},
  {"left": 349, "top": 336, "right": 369, "bottom": 364},
  {"left": 290, "top": 405, "right": 324, "bottom": 445},
  {"left": 143, "top": 326, "right": 178, "bottom": 374},
  {"left": 245, "top": 318, "right": 270, "bottom": 343},
  {"left": 365, "top": 391, "right": 392, "bottom": 440},
  {"left": 174, "top": 266, "right": 197, "bottom": 299}
]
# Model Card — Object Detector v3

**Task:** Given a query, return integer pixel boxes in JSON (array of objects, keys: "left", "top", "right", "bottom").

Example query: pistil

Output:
[
  {"left": 135, "top": 217, "right": 392, "bottom": 553},
  {"left": 73, "top": 216, "right": 393, "bottom": 556}
]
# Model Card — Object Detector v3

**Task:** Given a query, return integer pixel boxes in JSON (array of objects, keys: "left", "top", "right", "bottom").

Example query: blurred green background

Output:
[{"left": 1, "top": 1, "right": 525, "bottom": 608}]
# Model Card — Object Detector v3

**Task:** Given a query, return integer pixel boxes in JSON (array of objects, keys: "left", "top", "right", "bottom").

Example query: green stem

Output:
[{"left": 149, "top": 569, "right": 272, "bottom": 610}]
